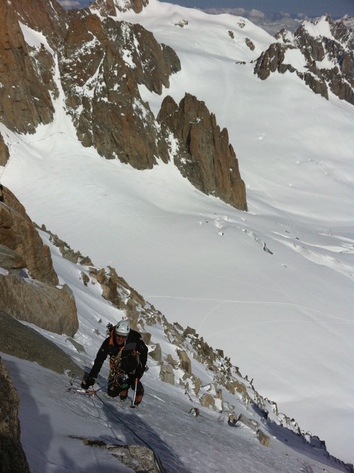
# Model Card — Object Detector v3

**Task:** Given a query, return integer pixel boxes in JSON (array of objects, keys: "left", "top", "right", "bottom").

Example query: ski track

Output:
[{"left": 144, "top": 295, "right": 350, "bottom": 324}]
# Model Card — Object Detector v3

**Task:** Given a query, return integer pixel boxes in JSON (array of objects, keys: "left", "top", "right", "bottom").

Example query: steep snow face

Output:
[
  {"left": 1, "top": 233, "right": 351, "bottom": 473},
  {"left": 302, "top": 16, "right": 335, "bottom": 38},
  {"left": 3, "top": 352, "right": 350, "bottom": 473},
  {"left": 19, "top": 22, "right": 55, "bottom": 53},
  {"left": 1, "top": 0, "right": 354, "bottom": 465}
]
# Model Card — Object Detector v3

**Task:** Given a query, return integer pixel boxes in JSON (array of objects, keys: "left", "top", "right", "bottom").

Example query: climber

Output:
[{"left": 81, "top": 320, "right": 148, "bottom": 405}]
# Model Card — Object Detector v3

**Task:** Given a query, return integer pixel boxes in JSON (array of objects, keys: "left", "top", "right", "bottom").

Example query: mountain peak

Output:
[
  {"left": 90, "top": 0, "right": 149, "bottom": 16},
  {"left": 255, "top": 14, "right": 354, "bottom": 104}
]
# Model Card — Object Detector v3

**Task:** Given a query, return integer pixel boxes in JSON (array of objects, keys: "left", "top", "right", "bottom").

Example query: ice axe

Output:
[{"left": 131, "top": 377, "right": 138, "bottom": 408}]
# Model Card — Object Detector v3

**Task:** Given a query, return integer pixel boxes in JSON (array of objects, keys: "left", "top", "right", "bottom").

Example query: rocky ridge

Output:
[
  {"left": 0, "top": 0, "right": 247, "bottom": 210},
  {"left": 91, "top": 0, "right": 149, "bottom": 15},
  {"left": 254, "top": 15, "right": 354, "bottom": 104}
]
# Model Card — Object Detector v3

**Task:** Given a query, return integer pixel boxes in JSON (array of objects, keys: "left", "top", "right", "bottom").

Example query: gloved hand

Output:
[{"left": 81, "top": 376, "right": 95, "bottom": 389}]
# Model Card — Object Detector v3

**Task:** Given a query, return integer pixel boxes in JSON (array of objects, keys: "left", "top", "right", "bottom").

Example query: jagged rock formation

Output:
[
  {"left": 61, "top": 12, "right": 178, "bottom": 168},
  {"left": 0, "top": 186, "right": 78, "bottom": 336},
  {"left": 0, "top": 0, "right": 247, "bottom": 210},
  {"left": 91, "top": 0, "right": 149, "bottom": 15},
  {"left": 0, "top": 0, "right": 60, "bottom": 133},
  {"left": 158, "top": 94, "right": 248, "bottom": 211},
  {"left": 0, "top": 187, "right": 58, "bottom": 285},
  {"left": 254, "top": 15, "right": 354, "bottom": 105},
  {"left": 0, "top": 357, "right": 30, "bottom": 473}
]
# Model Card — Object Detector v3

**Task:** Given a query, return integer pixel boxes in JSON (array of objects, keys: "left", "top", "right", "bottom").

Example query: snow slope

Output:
[
  {"left": 1, "top": 0, "right": 353, "bottom": 464},
  {"left": 3, "top": 352, "right": 349, "bottom": 473},
  {"left": 1, "top": 242, "right": 351, "bottom": 473}
]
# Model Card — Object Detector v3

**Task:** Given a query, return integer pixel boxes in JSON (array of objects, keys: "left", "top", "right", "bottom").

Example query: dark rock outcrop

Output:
[
  {"left": 294, "top": 16, "right": 354, "bottom": 103},
  {"left": 0, "top": 245, "right": 26, "bottom": 271},
  {"left": 158, "top": 94, "right": 248, "bottom": 210},
  {"left": 0, "top": 186, "right": 79, "bottom": 336},
  {"left": 61, "top": 13, "right": 178, "bottom": 167},
  {"left": 0, "top": 311, "right": 82, "bottom": 375},
  {"left": 254, "top": 15, "right": 354, "bottom": 105},
  {"left": 254, "top": 42, "right": 296, "bottom": 79},
  {"left": 103, "top": 20, "right": 181, "bottom": 94},
  {"left": 0, "top": 187, "right": 58, "bottom": 285},
  {"left": 91, "top": 0, "right": 149, "bottom": 15},
  {"left": 0, "top": 357, "right": 30, "bottom": 473},
  {"left": 0, "top": 274, "right": 78, "bottom": 336},
  {"left": 0, "top": 0, "right": 61, "bottom": 133}
]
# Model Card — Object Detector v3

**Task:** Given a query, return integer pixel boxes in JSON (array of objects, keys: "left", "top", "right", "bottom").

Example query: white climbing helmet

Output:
[{"left": 115, "top": 320, "right": 130, "bottom": 337}]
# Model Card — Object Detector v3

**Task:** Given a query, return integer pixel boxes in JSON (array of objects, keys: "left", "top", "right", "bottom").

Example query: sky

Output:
[
  {"left": 159, "top": 0, "right": 354, "bottom": 18},
  {"left": 59, "top": 0, "right": 354, "bottom": 19},
  {"left": 1, "top": 0, "right": 354, "bottom": 467},
  {"left": 57, "top": 0, "right": 354, "bottom": 37}
]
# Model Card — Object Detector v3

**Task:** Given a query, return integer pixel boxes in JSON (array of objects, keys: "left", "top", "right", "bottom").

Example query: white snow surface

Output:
[
  {"left": 1, "top": 0, "right": 353, "bottom": 467},
  {"left": 2, "top": 350, "right": 351, "bottom": 473}
]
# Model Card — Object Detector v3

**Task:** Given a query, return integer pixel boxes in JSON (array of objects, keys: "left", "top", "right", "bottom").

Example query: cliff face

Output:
[
  {"left": 0, "top": 0, "right": 247, "bottom": 210},
  {"left": 0, "top": 0, "right": 58, "bottom": 133},
  {"left": 0, "top": 186, "right": 78, "bottom": 337},
  {"left": 254, "top": 15, "right": 354, "bottom": 105},
  {"left": 60, "top": 12, "right": 179, "bottom": 168},
  {"left": 0, "top": 186, "right": 58, "bottom": 285},
  {"left": 158, "top": 94, "right": 248, "bottom": 211},
  {"left": 0, "top": 357, "right": 31, "bottom": 473}
]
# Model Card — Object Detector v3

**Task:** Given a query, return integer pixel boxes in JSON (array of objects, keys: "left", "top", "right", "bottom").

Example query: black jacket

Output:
[{"left": 89, "top": 328, "right": 148, "bottom": 380}]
